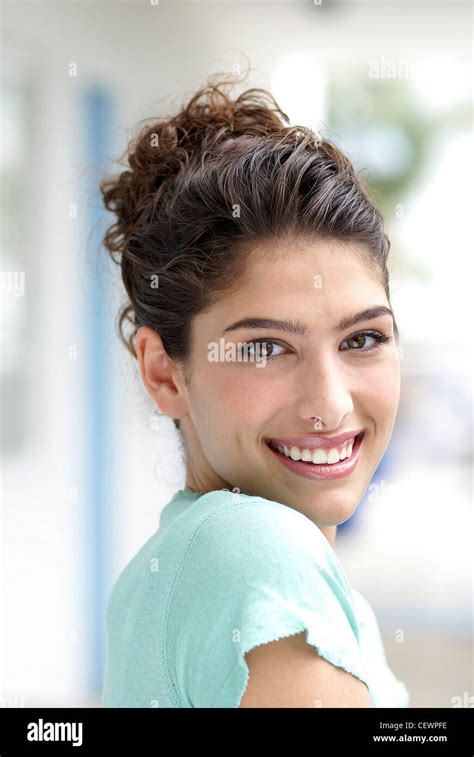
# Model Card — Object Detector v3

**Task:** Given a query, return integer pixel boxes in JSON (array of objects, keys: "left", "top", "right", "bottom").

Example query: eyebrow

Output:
[{"left": 222, "top": 306, "right": 396, "bottom": 336}]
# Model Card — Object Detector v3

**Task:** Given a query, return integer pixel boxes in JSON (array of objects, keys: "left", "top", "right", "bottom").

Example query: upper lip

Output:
[{"left": 266, "top": 429, "right": 365, "bottom": 450}]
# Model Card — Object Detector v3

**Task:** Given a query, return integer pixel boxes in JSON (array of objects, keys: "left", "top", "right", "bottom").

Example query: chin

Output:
[{"left": 301, "top": 496, "right": 358, "bottom": 527}]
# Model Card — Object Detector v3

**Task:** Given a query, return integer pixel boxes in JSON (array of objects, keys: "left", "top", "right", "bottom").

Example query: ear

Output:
[{"left": 134, "top": 326, "right": 188, "bottom": 421}]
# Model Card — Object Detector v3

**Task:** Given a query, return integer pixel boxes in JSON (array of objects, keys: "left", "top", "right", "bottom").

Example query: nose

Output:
[{"left": 292, "top": 351, "right": 354, "bottom": 430}]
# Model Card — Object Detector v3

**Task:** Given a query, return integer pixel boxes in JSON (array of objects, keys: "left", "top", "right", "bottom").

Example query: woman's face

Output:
[{"left": 164, "top": 237, "right": 400, "bottom": 529}]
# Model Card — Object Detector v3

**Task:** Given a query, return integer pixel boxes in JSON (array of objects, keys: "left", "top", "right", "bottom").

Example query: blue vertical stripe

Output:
[{"left": 82, "top": 84, "right": 115, "bottom": 696}]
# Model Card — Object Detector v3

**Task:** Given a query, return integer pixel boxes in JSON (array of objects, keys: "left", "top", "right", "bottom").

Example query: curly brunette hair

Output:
[{"left": 100, "top": 71, "right": 398, "bottom": 430}]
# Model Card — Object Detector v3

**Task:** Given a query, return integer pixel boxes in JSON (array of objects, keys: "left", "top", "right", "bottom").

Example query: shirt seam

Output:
[{"left": 162, "top": 494, "right": 265, "bottom": 706}]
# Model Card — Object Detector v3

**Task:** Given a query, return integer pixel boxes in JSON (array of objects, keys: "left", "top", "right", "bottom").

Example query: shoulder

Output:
[
  {"left": 191, "top": 489, "right": 329, "bottom": 551},
  {"left": 175, "top": 489, "right": 352, "bottom": 619},
  {"left": 168, "top": 489, "right": 368, "bottom": 707},
  {"left": 187, "top": 489, "right": 335, "bottom": 575}
]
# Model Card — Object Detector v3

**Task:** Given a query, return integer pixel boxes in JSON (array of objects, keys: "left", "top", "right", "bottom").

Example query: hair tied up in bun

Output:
[{"left": 99, "top": 69, "right": 397, "bottom": 439}]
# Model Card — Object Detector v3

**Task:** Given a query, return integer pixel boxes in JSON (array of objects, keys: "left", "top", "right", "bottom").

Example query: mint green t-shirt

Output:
[{"left": 101, "top": 488, "right": 410, "bottom": 708}]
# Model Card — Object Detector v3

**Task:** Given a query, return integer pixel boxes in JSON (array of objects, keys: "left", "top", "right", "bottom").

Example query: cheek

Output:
[
  {"left": 192, "top": 364, "right": 262, "bottom": 440},
  {"left": 206, "top": 364, "right": 280, "bottom": 414},
  {"left": 356, "top": 357, "right": 401, "bottom": 419},
  {"left": 193, "top": 364, "right": 283, "bottom": 455}
]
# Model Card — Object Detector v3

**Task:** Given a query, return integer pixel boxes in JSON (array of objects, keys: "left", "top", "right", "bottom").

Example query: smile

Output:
[{"left": 265, "top": 431, "right": 365, "bottom": 481}]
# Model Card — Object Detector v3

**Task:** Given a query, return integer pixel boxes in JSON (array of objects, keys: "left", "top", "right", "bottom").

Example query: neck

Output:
[{"left": 318, "top": 525, "right": 337, "bottom": 549}]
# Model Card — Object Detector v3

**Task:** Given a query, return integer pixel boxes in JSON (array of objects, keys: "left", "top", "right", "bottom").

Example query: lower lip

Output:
[{"left": 265, "top": 433, "right": 365, "bottom": 480}]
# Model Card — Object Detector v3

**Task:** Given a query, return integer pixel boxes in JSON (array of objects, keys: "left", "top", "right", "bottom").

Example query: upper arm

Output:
[{"left": 239, "top": 631, "right": 374, "bottom": 708}]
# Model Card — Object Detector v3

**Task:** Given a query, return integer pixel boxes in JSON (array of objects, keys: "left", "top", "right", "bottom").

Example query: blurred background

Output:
[{"left": 1, "top": 0, "right": 472, "bottom": 708}]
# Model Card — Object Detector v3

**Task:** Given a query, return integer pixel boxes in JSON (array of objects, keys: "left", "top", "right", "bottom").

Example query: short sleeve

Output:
[{"left": 166, "top": 494, "right": 371, "bottom": 708}]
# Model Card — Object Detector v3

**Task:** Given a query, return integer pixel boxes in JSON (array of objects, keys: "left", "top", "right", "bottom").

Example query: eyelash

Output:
[{"left": 239, "top": 330, "right": 392, "bottom": 361}]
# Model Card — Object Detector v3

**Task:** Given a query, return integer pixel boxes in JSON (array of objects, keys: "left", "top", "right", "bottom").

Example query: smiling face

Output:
[{"left": 141, "top": 236, "right": 401, "bottom": 532}]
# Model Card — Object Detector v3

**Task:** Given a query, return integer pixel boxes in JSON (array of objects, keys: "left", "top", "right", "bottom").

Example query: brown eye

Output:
[
  {"left": 259, "top": 341, "right": 276, "bottom": 357},
  {"left": 347, "top": 335, "right": 366, "bottom": 349},
  {"left": 341, "top": 331, "right": 390, "bottom": 352},
  {"left": 239, "top": 340, "right": 286, "bottom": 360}
]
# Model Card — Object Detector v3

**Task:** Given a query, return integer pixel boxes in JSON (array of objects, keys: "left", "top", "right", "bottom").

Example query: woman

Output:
[{"left": 100, "top": 72, "right": 410, "bottom": 708}]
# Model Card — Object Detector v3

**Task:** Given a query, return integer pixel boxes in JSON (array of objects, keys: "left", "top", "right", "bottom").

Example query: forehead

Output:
[
  {"left": 243, "top": 236, "right": 377, "bottom": 285},
  {"left": 200, "top": 237, "right": 386, "bottom": 329}
]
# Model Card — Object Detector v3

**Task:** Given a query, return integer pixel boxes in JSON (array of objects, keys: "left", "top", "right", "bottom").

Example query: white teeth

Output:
[
  {"left": 326, "top": 448, "right": 342, "bottom": 464},
  {"left": 274, "top": 438, "right": 356, "bottom": 465},
  {"left": 314, "top": 447, "right": 330, "bottom": 464},
  {"left": 289, "top": 446, "right": 301, "bottom": 460}
]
